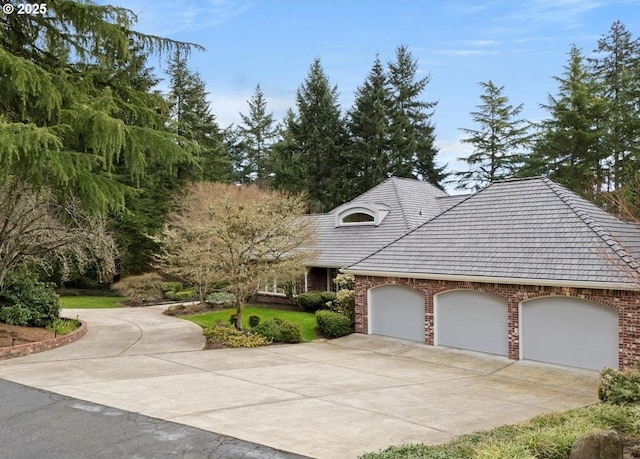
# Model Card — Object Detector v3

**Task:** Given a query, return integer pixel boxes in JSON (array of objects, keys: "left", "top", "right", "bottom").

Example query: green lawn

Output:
[
  {"left": 60, "top": 296, "right": 127, "bottom": 309},
  {"left": 183, "top": 306, "right": 318, "bottom": 341}
]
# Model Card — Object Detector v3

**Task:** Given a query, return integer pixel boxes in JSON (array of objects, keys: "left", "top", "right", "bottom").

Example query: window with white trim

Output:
[{"left": 335, "top": 202, "right": 389, "bottom": 227}]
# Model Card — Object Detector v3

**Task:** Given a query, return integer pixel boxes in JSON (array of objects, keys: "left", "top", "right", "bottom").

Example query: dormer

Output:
[{"left": 335, "top": 202, "right": 390, "bottom": 227}]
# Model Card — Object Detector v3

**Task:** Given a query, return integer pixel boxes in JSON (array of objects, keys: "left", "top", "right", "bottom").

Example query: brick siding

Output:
[
  {"left": 0, "top": 320, "right": 87, "bottom": 361},
  {"left": 355, "top": 275, "right": 640, "bottom": 370}
]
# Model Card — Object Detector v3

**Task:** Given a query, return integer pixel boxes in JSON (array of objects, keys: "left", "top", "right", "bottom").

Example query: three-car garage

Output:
[{"left": 366, "top": 285, "right": 620, "bottom": 371}]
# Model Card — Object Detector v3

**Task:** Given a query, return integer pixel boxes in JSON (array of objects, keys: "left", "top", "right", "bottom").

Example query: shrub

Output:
[
  {"left": 248, "top": 314, "right": 261, "bottom": 328},
  {"left": 334, "top": 288, "right": 355, "bottom": 324},
  {"left": 205, "top": 292, "right": 235, "bottom": 306},
  {"left": 163, "top": 302, "right": 210, "bottom": 316},
  {"left": 0, "top": 267, "right": 60, "bottom": 327},
  {"left": 0, "top": 305, "right": 32, "bottom": 326},
  {"left": 334, "top": 273, "right": 355, "bottom": 290},
  {"left": 173, "top": 289, "right": 197, "bottom": 301},
  {"left": 252, "top": 317, "right": 302, "bottom": 343},
  {"left": 298, "top": 291, "right": 336, "bottom": 311},
  {"left": 46, "top": 318, "right": 81, "bottom": 335},
  {"left": 598, "top": 367, "right": 640, "bottom": 405},
  {"left": 111, "top": 273, "right": 164, "bottom": 305},
  {"left": 161, "top": 282, "right": 182, "bottom": 296},
  {"left": 316, "top": 310, "right": 351, "bottom": 338},
  {"left": 229, "top": 313, "right": 237, "bottom": 325},
  {"left": 203, "top": 322, "right": 271, "bottom": 348},
  {"left": 320, "top": 291, "right": 337, "bottom": 306}
]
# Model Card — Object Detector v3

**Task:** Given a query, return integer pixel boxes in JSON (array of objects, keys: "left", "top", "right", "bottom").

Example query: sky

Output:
[{"left": 105, "top": 0, "right": 639, "bottom": 185}]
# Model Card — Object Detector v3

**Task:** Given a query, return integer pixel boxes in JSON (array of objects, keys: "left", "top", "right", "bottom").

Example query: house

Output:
[
  {"left": 257, "top": 176, "right": 460, "bottom": 298},
  {"left": 343, "top": 176, "right": 640, "bottom": 371},
  {"left": 303, "top": 176, "right": 463, "bottom": 292}
]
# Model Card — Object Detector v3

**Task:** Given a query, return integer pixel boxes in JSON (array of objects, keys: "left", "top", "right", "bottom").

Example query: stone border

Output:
[{"left": 0, "top": 319, "right": 87, "bottom": 361}]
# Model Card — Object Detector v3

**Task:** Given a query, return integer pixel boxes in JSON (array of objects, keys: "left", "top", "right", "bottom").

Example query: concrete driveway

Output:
[{"left": 0, "top": 306, "right": 598, "bottom": 459}]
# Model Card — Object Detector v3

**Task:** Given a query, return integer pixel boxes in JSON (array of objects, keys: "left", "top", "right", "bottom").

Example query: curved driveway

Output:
[{"left": 0, "top": 306, "right": 599, "bottom": 459}]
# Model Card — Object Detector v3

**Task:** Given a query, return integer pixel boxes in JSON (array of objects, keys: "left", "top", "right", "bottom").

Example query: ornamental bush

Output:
[
  {"left": 111, "top": 272, "right": 164, "bottom": 305},
  {"left": 598, "top": 367, "right": 640, "bottom": 405},
  {"left": 316, "top": 310, "right": 351, "bottom": 338},
  {"left": 203, "top": 322, "right": 271, "bottom": 348},
  {"left": 298, "top": 291, "right": 336, "bottom": 311},
  {"left": 0, "top": 267, "right": 60, "bottom": 327},
  {"left": 205, "top": 291, "right": 235, "bottom": 306},
  {"left": 0, "top": 305, "right": 32, "bottom": 326},
  {"left": 252, "top": 317, "right": 302, "bottom": 343},
  {"left": 334, "top": 288, "right": 355, "bottom": 324},
  {"left": 248, "top": 314, "right": 261, "bottom": 328}
]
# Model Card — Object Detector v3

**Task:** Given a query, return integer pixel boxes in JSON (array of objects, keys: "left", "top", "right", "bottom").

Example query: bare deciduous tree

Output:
[
  {"left": 0, "top": 179, "right": 118, "bottom": 291},
  {"left": 154, "top": 182, "right": 315, "bottom": 328}
]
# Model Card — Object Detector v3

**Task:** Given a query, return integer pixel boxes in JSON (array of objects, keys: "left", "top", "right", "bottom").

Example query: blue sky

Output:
[{"left": 108, "top": 0, "right": 639, "bottom": 180}]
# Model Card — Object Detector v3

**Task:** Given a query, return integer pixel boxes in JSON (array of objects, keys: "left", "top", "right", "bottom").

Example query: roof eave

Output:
[{"left": 340, "top": 269, "right": 640, "bottom": 291}]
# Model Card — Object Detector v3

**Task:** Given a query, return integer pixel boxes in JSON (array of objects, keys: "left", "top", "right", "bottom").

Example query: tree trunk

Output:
[{"left": 234, "top": 300, "right": 243, "bottom": 330}]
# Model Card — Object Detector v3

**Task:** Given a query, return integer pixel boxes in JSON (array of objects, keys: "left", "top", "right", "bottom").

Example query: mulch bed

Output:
[{"left": 0, "top": 323, "right": 55, "bottom": 348}]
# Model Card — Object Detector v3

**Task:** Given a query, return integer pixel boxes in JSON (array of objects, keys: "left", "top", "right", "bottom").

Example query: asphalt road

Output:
[{"left": 0, "top": 379, "right": 311, "bottom": 459}]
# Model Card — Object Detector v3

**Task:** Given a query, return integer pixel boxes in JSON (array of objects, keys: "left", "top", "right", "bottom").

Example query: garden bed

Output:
[{"left": 0, "top": 323, "right": 54, "bottom": 347}]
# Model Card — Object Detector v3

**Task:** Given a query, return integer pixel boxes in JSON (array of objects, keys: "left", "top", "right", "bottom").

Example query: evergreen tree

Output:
[
  {"left": 589, "top": 21, "right": 640, "bottom": 190},
  {"left": 345, "top": 55, "right": 392, "bottom": 198},
  {"left": 455, "top": 81, "right": 532, "bottom": 191},
  {"left": 523, "top": 46, "right": 607, "bottom": 200},
  {"left": 233, "top": 84, "right": 278, "bottom": 184},
  {"left": 270, "top": 110, "right": 306, "bottom": 193},
  {"left": 166, "top": 50, "right": 230, "bottom": 182},
  {"left": 272, "top": 59, "right": 347, "bottom": 212},
  {"left": 387, "top": 45, "right": 442, "bottom": 184},
  {"left": 0, "top": 2, "right": 199, "bottom": 211}
]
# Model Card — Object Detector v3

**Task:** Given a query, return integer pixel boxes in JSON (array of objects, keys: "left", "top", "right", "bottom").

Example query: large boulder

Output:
[{"left": 570, "top": 430, "right": 623, "bottom": 459}]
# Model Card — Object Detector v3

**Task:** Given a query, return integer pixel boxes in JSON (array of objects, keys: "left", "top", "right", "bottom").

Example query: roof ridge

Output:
[
  {"left": 542, "top": 177, "right": 640, "bottom": 273},
  {"left": 390, "top": 177, "right": 411, "bottom": 231}
]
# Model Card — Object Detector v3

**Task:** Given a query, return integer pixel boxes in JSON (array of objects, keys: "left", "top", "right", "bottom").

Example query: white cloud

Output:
[
  {"left": 435, "top": 49, "right": 494, "bottom": 57},
  {"left": 208, "top": 90, "right": 293, "bottom": 129},
  {"left": 459, "top": 39, "right": 501, "bottom": 47},
  {"left": 503, "top": 0, "right": 606, "bottom": 29},
  {"left": 124, "top": 0, "right": 255, "bottom": 36}
]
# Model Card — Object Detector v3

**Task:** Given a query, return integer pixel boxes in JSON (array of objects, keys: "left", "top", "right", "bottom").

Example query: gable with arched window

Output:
[{"left": 335, "top": 202, "right": 390, "bottom": 227}]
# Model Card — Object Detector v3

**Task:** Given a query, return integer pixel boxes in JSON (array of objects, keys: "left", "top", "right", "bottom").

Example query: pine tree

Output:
[
  {"left": 0, "top": 2, "right": 199, "bottom": 211},
  {"left": 455, "top": 81, "right": 532, "bottom": 191},
  {"left": 589, "top": 21, "right": 640, "bottom": 190},
  {"left": 345, "top": 55, "right": 392, "bottom": 198},
  {"left": 523, "top": 46, "right": 607, "bottom": 200},
  {"left": 387, "top": 45, "right": 442, "bottom": 184},
  {"left": 272, "top": 59, "right": 347, "bottom": 212},
  {"left": 270, "top": 110, "right": 305, "bottom": 193},
  {"left": 233, "top": 84, "right": 278, "bottom": 184},
  {"left": 166, "top": 50, "right": 230, "bottom": 182}
]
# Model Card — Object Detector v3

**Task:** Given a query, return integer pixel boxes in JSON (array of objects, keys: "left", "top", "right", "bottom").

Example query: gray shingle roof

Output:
[
  {"left": 345, "top": 177, "right": 640, "bottom": 287},
  {"left": 308, "top": 177, "right": 448, "bottom": 267}
]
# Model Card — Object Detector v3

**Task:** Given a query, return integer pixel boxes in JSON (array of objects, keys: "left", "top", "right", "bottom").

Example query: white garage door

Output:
[
  {"left": 435, "top": 290, "right": 508, "bottom": 356},
  {"left": 368, "top": 285, "right": 425, "bottom": 342},
  {"left": 521, "top": 297, "right": 618, "bottom": 371}
]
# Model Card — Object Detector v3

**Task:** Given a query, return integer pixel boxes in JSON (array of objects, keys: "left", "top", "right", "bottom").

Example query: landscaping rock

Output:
[{"left": 570, "top": 430, "right": 623, "bottom": 459}]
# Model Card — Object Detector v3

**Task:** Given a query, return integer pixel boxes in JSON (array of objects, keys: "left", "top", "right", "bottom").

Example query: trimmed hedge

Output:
[
  {"left": 316, "top": 310, "right": 351, "bottom": 338},
  {"left": 252, "top": 317, "right": 302, "bottom": 343},
  {"left": 298, "top": 291, "right": 336, "bottom": 312}
]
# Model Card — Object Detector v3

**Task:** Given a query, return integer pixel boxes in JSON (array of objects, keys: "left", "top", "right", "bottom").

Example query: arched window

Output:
[
  {"left": 342, "top": 212, "right": 375, "bottom": 224},
  {"left": 335, "top": 203, "right": 389, "bottom": 227}
]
